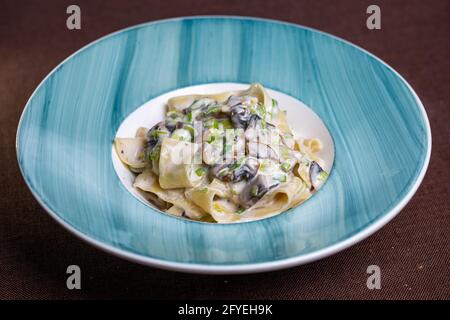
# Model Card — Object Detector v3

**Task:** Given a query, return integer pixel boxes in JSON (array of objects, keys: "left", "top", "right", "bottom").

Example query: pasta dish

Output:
[{"left": 114, "top": 83, "right": 328, "bottom": 223}]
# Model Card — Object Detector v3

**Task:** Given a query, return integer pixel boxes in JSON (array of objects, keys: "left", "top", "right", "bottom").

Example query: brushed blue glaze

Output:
[{"left": 17, "top": 17, "right": 429, "bottom": 268}]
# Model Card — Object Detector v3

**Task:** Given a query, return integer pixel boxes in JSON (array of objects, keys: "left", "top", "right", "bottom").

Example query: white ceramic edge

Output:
[{"left": 15, "top": 15, "right": 432, "bottom": 274}]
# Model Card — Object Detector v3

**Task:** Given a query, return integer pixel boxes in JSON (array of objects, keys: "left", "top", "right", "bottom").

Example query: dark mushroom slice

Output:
[
  {"left": 185, "top": 98, "right": 217, "bottom": 112},
  {"left": 144, "top": 192, "right": 171, "bottom": 210},
  {"left": 165, "top": 111, "right": 184, "bottom": 131},
  {"left": 232, "top": 157, "right": 259, "bottom": 182},
  {"left": 211, "top": 157, "right": 259, "bottom": 182},
  {"left": 145, "top": 122, "right": 170, "bottom": 174},
  {"left": 244, "top": 114, "right": 278, "bottom": 144},
  {"left": 146, "top": 122, "right": 170, "bottom": 149},
  {"left": 309, "top": 161, "right": 328, "bottom": 190},
  {"left": 247, "top": 141, "right": 280, "bottom": 161},
  {"left": 246, "top": 114, "right": 276, "bottom": 130},
  {"left": 239, "top": 175, "right": 280, "bottom": 208},
  {"left": 228, "top": 96, "right": 264, "bottom": 128},
  {"left": 246, "top": 114, "right": 260, "bottom": 130},
  {"left": 182, "top": 98, "right": 217, "bottom": 121},
  {"left": 227, "top": 95, "right": 245, "bottom": 107},
  {"left": 201, "top": 102, "right": 224, "bottom": 118},
  {"left": 230, "top": 103, "right": 251, "bottom": 129},
  {"left": 210, "top": 163, "right": 230, "bottom": 181}
]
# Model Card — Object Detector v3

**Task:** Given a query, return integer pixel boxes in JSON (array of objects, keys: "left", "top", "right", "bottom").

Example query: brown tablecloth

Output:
[{"left": 1, "top": 0, "right": 449, "bottom": 300}]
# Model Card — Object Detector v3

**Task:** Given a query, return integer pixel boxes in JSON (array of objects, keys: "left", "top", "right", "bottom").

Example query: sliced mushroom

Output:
[
  {"left": 165, "top": 110, "right": 185, "bottom": 131},
  {"left": 190, "top": 98, "right": 216, "bottom": 110},
  {"left": 239, "top": 175, "right": 280, "bottom": 208},
  {"left": 247, "top": 141, "right": 280, "bottom": 161},
  {"left": 146, "top": 122, "right": 170, "bottom": 149},
  {"left": 233, "top": 157, "right": 259, "bottom": 182},
  {"left": 181, "top": 98, "right": 217, "bottom": 121},
  {"left": 227, "top": 95, "right": 244, "bottom": 107},
  {"left": 309, "top": 161, "right": 328, "bottom": 190},
  {"left": 230, "top": 104, "right": 251, "bottom": 129},
  {"left": 144, "top": 122, "right": 170, "bottom": 174},
  {"left": 211, "top": 157, "right": 259, "bottom": 182}
]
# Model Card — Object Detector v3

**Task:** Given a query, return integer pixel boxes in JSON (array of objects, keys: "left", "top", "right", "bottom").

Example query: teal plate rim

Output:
[{"left": 16, "top": 16, "right": 431, "bottom": 274}]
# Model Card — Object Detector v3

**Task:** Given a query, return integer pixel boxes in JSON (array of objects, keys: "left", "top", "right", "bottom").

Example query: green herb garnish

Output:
[
  {"left": 251, "top": 185, "right": 259, "bottom": 197},
  {"left": 167, "top": 111, "right": 182, "bottom": 119},
  {"left": 207, "top": 135, "right": 216, "bottom": 144},
  {"left": 205, "top": 106, "right": 221, "bottom": 115},
  {"left": 229, "top": 157, "right": 245, "bottom": 171},
  {"left": 281, "top": 161, "right": 292, "bottom": 172},
  {"left": 217, "top": 168, "right": 229, "bottom": 178},
  {"left": 151, "top": 130, "right": 168, "bottom": 139},
  {"left": 195, "top": 167, "right": 206, "bottom": 177},
  {"left": 186, "top": 111, "right": 193, "bottom": 122},
  {"left": 149, "top": 145, "right": 161, "bottom": 161},
  {"left": 318, "top": 171, "right": 329, "bottom": 182}
]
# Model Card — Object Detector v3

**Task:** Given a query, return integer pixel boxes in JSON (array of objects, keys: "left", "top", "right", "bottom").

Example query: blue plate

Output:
[{"left": 16, "top": 16, "right": 431, "bottom": 274}]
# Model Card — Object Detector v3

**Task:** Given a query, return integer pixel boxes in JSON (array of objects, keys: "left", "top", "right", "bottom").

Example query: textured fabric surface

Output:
[{"left": 0, "top": 0, "right": 448, "bottom": 299}]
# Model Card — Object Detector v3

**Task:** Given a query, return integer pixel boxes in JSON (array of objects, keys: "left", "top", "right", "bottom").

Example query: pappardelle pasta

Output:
[{"left": 114, "top": 83, "right": 329, "bottom": 223}]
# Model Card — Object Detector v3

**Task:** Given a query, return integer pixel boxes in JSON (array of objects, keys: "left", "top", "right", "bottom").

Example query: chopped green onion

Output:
[
  {"left": 259, "top": 160, "right": 270, "bottom": 173},
  {"left": 272, "top": 99, "right": 278, "bottom": 107},
  {"left": 195, "top": 167, "right": 206, "bottom": 177},
  {"left": 258, "top": 103, "right": 266, "bottom": 117},
  {"left": 205, "top": 106, "right": 221, "bottom": 115},
  {"left": 229, "top": 157, "right": 245, "bottom": 170},
  {"left": 281, "top": 161, "right": 292, "bottom": 172},
  {"left": 261, "top": 119, "right": 267, "bottom": 129},
  {"left": 149, "top": 145, "right": 161, "bottom": 161},
  {"left": 151, "top": 130, "right": 168, "bottom": 139},
  {"left": 236, "top": 208, "right": 245, "bottom": 214},
  {"left": 205, "top": 128, "right": 222, "bottom": 144},
  {"left": 251, "top": 185, "right": 259, "bottom": 197},
  {"left": 217, "top": 168, "right": 229, "bottom": 178},
  {"left": 186, "top": 111, "right": 193, "bottom": 122},
  {"left": 318, "top": 171, "right": 329, "bottom": 182},
  {"left": 167, "top": 111, "right": 182, "bottom": 119},
  {"left": 207, "top": 135, "right": 216, "bottom": 144},
  {"left": 213, "top": 203, "right": 223, "bottom": 212}
]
